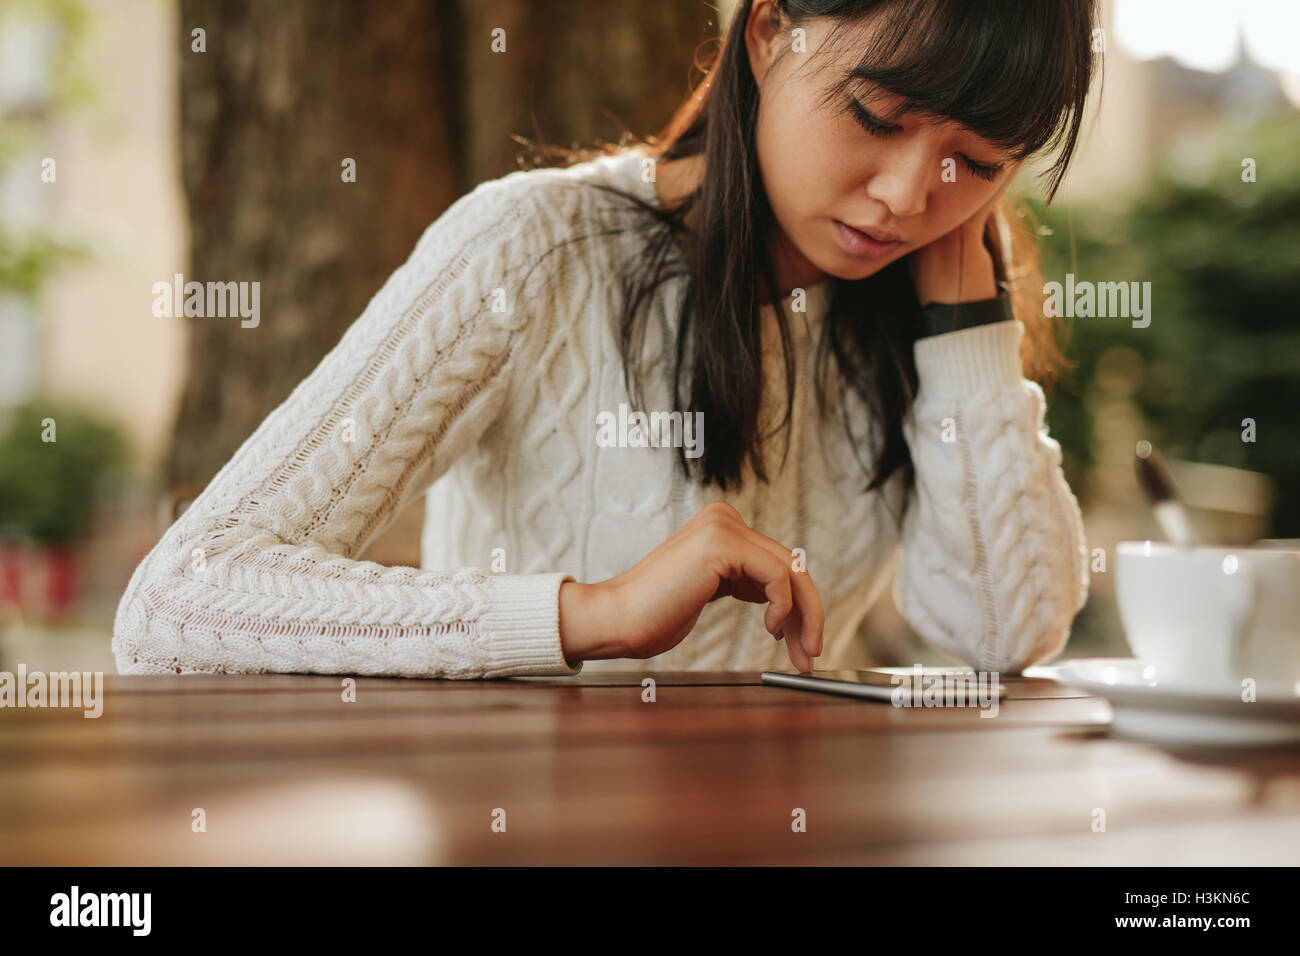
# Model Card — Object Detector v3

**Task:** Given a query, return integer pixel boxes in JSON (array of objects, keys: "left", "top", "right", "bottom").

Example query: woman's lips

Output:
[{"left": 834, "top": 219, "right": 903, "bottom": 261}]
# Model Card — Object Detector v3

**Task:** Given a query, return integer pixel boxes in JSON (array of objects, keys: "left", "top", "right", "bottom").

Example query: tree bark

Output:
[
  {"left": 457, "top": 0, "right": 714, "bottom": 182},
  {"left": 168, "top": 0, "right": 710, "bottom": 560},
  {"left": 169, "top": 0, "right": 460, "bottom": 488}
]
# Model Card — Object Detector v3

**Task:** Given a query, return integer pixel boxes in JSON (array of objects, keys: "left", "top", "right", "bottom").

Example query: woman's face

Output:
[{"left": 746, "top": 2, "right": 1023, "bottom": 289}]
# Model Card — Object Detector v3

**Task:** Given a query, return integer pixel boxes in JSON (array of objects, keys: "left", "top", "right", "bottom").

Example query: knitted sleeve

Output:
[
  {"left": 112, "top": 181, "right": 583, "bottom": 679},
  {"left": 891, "top": 319, "right": 1090, "bottom": 674}
]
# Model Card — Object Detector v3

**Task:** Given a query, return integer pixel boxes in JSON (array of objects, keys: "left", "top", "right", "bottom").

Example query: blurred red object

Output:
[{"left": 0, "top": 540, "right": 79, "bottom": 624}]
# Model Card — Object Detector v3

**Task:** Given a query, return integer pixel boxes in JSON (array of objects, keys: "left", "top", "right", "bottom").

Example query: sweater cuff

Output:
[
  {"left": 482, "top": 572, "right": 583, "bottom": 676},
  {"left": 913, "top": 318, "right": 1025, "bottom": 401}
]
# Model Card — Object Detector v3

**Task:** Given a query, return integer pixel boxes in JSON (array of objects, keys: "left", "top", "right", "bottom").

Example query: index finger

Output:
[{"left": 738, "top": 525, "right": 825, "bottom": 659}]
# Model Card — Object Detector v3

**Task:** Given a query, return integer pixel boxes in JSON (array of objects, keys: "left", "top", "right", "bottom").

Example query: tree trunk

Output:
[
  {"left": 168, "top": 0, "right": 460, "bottom": 489},
  {"left": 457, "top": 0, "right": 714, "bottom": 181},
  {"left": 168, "top": 0, "right": 709, "bottom": 560}
]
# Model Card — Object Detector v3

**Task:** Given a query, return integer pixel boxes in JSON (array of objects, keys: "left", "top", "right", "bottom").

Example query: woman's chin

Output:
[{"left": 820, "top": 250, "right": 899, "bottom": 282}]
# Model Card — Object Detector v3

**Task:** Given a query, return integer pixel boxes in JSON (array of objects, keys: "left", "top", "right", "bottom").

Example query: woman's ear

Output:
[{"left": 745, "top": 0, "right": 785, "bottom": 86}]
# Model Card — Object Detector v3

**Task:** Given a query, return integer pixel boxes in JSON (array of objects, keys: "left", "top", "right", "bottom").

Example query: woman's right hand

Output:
[{"left": 558, "top": 501, "right": 825, "bottom": 672}]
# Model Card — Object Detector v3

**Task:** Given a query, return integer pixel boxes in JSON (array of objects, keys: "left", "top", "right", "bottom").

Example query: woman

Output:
[{"left": 113, "top": 0, "right": 1095, "bottom": 679}]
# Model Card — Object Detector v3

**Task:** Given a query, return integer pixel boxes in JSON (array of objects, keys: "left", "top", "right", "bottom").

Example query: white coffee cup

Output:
[{"left": 1115, "top": 541, "right": 1300, "bottom": 695}]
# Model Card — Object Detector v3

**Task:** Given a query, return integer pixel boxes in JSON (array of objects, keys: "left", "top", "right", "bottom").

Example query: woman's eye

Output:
[
  {"left": 849, "top": 93, "right": 1007, "bottom": 182},
  {"left": 959, "top": 154, "right": 1005, "bottom": 182},
  {"left": 848, "top": 97, "right": 899, "bottom": 137}
]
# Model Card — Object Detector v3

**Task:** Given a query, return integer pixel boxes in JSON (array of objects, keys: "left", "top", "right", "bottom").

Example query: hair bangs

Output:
[{"left": 816, "top": 0, "right": 1096, "bottom": 200}]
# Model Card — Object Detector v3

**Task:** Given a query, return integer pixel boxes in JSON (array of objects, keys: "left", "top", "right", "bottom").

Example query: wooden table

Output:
[{"left": 4, "top": 668, "right": 1300, "bottom": 865}]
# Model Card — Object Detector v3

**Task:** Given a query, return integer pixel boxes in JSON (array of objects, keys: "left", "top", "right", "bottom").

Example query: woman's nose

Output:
[{"left": 864, "top": 150, "right": 930, "bottom": 220}]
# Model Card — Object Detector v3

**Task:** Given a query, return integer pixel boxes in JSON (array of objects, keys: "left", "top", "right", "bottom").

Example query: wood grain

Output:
[{"left": 2, "top": 670, "right": 1298, "bottom": 864}]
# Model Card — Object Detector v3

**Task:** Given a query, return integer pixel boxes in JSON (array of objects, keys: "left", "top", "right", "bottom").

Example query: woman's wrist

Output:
[
  {"left": 558, "top": 580, "right": 588, "bottom": 666},
  {"left": 916, "top": 289, "right": 1013, "bottom": 338},
  {"left": 558, "top": 579, "right": 625, "bottom": 665}
]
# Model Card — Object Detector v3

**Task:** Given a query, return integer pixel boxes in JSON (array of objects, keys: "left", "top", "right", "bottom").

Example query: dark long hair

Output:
[{"left": 519, "top": 0, "right": 1099, "bottom": 510}]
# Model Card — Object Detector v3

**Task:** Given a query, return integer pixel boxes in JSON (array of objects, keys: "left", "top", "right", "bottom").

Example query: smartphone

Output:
[{"left": 760, "top": 667, "right": 1007, "bottom": 702}]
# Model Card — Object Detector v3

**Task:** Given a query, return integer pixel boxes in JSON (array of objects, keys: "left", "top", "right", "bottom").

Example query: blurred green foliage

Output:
[
  {"left": 1035, "top": 111, "right": 1300, "bottom": 536},
  {"left": 0, "top": 2, "right": 122, "bottom": 546},
  {"left": 0, "top": 0, "right": 93, "bottom": 302},
  {"left": 0, "top": 399, "right": 128, "bottom": 544},
  {"left": 0, "top": 229, "right": 83, "bottom": 297}
]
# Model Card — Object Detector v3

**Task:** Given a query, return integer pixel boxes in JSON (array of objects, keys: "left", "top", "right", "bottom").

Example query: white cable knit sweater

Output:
[{"left": 113, "top": 146, "right": 1089, "bottom": 679}]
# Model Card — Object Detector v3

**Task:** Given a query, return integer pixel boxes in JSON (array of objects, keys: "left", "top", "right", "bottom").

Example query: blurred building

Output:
[
  {"left": 1, "top": 0, "right": 184, "bottom": 667},
  {"left": 1, "top": 0, "right": 185, "bottom": 467}
]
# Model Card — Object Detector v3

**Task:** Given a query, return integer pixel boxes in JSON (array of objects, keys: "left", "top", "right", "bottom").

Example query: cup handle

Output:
[{"left": 1226, "top": 561, "right": 1260, "bottom": 677}]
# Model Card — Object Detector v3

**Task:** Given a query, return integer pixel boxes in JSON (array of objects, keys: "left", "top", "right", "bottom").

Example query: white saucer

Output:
[{"left": 1034, "top": 658, "right": 1300, "bottom": 747}]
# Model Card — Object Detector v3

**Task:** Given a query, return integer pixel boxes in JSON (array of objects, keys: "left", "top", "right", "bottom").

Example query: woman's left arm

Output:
[{"left": 891, "top": 315, "right": 1091, "bottom": 673}]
